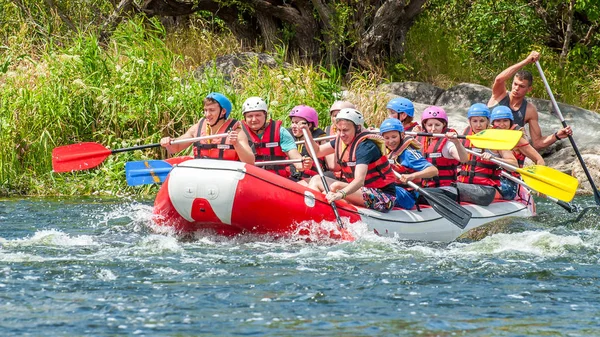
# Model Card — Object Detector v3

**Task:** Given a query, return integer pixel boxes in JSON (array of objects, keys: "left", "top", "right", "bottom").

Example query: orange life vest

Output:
[
  {"left": 336, "top": 131, "right": 396, "bottom": 188},
  {"left": 193, "top": 118, "right": 240, "bottom": 161},
  {"left": 245, "top": 119, "right": 289, "bottom": 177},
  {"left": 417, "top": 128, "right": 460, "bottom": 187},
  {"left": 458, "top": 126, "right": 501, "bottom": 187}
]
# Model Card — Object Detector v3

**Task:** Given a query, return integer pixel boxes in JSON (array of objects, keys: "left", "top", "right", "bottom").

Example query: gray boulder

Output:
[
  {"left": 378, "top": 81, "right": 445, "bottom": 105},
  {"left": 434, "top": 83, "right": 492, "bottom": 108}
]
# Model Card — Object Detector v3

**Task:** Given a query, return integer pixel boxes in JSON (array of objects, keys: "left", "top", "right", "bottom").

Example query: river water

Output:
[{"left": 1, "top": 196, "right": 599, "bottom": 336}]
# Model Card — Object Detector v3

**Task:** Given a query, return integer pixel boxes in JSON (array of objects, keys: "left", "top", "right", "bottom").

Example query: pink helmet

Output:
[
  {"left": 289, "top": 105, "right": 319, "bottom": 128},
  {"left": 421, "top": 106, "right": 448, "bottom": 124}
]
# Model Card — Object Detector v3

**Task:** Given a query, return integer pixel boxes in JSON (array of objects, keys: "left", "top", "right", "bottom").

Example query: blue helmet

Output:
[
  {"left": 386, "top": 97, "right": 415, "bottom": 117},
  {"left": 467, "top": 103, "right": 490, "bottom": 119},
  {"left": 379, "top": 118, "right": 404, "bottom": 134},
  {"left": 490, "top": 106, "right": 514, "bottom": 123},
  {"left": 206, "top": 92, "right": 233, "bottom": 118}
]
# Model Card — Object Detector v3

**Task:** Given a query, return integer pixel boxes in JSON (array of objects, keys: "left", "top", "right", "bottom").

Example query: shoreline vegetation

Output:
[{"left": 2, "top": 9, "right": 599, "bottom": 197}]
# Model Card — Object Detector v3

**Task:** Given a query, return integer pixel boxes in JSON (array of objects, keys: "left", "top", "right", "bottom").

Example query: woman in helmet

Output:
[
  {"left": 417, "top": 106, "right": 468, "bottom": 190},
  {"left": 287, "top": 105, "right": 327, "bottom": 181},
  {"left": 456, "top": 103, "right": 518, "bottom": 205},
  {"left": 386, "top": 97, "right": 422, "bottom": 132},
  {"left": 380, "top": 118, "right": 439, "bottom": 210},
  {"left": 160, "top": 92, "right": 255, "bottom": 164},
  {"left": 324, "top": 101, "right": 356, "bottom": 179},
  {"left": 490, "top": 105, "right": 544, "bottom": 200},
  {"left": 303, "top": 108, "right": 397, "bottom": 213},
  {"left": 242, "top": 96, "right": 308, "bottom": 178}
]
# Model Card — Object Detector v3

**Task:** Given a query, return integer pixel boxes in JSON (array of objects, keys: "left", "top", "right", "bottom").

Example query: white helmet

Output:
[
  {"left": 336, "top": 108, "right": 364, "bottom": 126},
  {"left": 242, "top": 97, "right": 268, "bottom": 114},
  {"left": 329, "top": 100, "right": 356, "bottom": 112}
]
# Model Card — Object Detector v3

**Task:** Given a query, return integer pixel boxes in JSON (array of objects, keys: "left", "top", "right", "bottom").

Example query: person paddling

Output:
[
  {"left": 386, "top": 97, "right": 422, "bottom": 132},
  {"left": 303, "top": 108, "right": 397, "bottom": 213},
  {"left": 456, "top": 104, "right": 518, "bottom": 205},
  {"left": 242, "top": 96, "right": 308, "bottom": 178},
  {"left": 490, "top": 105, "right": 544, "bottom": 200},
  {"left": 487, "top": 51, "right": 572, "bottom": 150},
  {"left": 324, "top": 101, "right": 356, "bottom": 179},
  {"left": 160, "top": 92, "right": 255, "bottom": 164},
  {"left": 287, "top": 105, "right": 327, "bottom": 182},
  {"left": 380, "top": 118, "right": 438, "bottom": 210},
  {"left": 416, "top": 106, "right": 468, "bottom": 190}
]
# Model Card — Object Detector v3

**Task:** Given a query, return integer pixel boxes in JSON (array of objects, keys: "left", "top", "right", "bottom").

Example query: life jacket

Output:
[
  {"left": 386, "top": 136, "right": 423, "bottom": 188},
  {"left": 245, "top": 119, "right": 289, "bottom": 177},
  {"left": 289, "top": 127, "right": 327, "bottom": 179},
  {"left": 335, "top": 131, "right": 396, "bottom": 189},
  {"left": 325, "top": 125, "right": 342, "bottom": 179},
  {"left": 403, "top": 121, "right": 420, "bottom": 132},
  {"left": 508, "top": 124, "right": 528, "bottom": 178},
  {"left": 193, "top": 118, "right": 240, "bottom": 161},
  {"left": 416, "top": 128, "right": 460, "bottom": 187},
  {"left": 458, "top": 126, "right": 501, "bottom": 187}
]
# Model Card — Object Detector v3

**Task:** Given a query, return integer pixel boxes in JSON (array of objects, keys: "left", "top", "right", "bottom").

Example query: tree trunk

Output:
[
  {"left": 356, "top": 0, "right": 427, "bottom": 69},
  {"left": 560, "top": 0, "right": 576, "bottom": 66},
  {"left": 99, "top": 0, "right": 138, "bottom": 44}
]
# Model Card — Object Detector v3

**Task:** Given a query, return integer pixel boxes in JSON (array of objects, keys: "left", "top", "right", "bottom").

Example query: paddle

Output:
[
  {"left": 302, "top": 128, "right": 344, "bottom": 229},
  {"left": 393, "top": 172, "right": 471, "bottom": 229},
  {"left": 125, "top": 158, "right": 305, "bottom": 186},
  {"left": 405, "top": 129, "right": 522, "bottom": 150},
  {"left": 500, "top": 171, "right": 580, "bottom": 213},
  {"left": 535, "top": 61, "right": 600, "bottom": 206},
  {"left": 464, "top": 148, "right": 578, "bottom": 202},
  {"left": 52, "top": 133, "right": 229, "bottom": 172}
]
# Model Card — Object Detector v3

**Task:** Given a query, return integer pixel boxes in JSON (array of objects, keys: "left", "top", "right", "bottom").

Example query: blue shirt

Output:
[{"left": 396, "top": 147, "right": 433, "bottom": 171}]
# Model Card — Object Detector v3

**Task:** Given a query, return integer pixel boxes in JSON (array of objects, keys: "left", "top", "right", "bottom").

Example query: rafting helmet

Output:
[
  {"left": 490, "top": 105, "right": 514, "bottom": 123},
  {"left": 386, "top": 97, "right": 415, "bottom": 117},
  {"left": 205, "top": 92, "right": 232, "bottom": 118},
  {"left": 329, "top": 101, "right": 356, "bottom": 113},
  {"left": 289, "top": 105, "right": 319, "bottom": 128},
  {"left": 379, "top": 118, "right": 404, "bottom": 134},
  {"left": 421, "top": 106, "right": 448, "bottom": 124},
  {"left": 242, "top": 97, "right": 268, "bottom": 114},
  {"left": 336, "top": 108, "right": 364, "bottom": 126},
  {"left": 467, "top": 103, "right": 490, "bottom": 119}
]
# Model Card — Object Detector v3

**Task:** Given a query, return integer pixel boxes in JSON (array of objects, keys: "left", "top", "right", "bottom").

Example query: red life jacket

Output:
[
  {"left": 325, "top": 125, "right": 342, "bottom": 179},
  {"left": 193, "top": 118, "right": 240, "bottom": 161},
  {"left": 417, "top": 128, "right": 460, "bottom": 187},
  {"left": 245, "top": 119, "right": 290, "bottom": 177},
  {"left": 404, "top": 121, "right": 420, "bottom": 132},
  {"left": 458, "top": 126, "right": 501, "bottom": 187},
  {"left": 507, "top": 124, "right": 527, "bottom": 178},
  {"left": 289, "top": 127, "right": 326, "bottom": 178},
  {"left": 386, "top": 136, "right": 422, "bottom": 188},
  {"left": 335, "top": 131, "right": 396, "bottom": 188}
]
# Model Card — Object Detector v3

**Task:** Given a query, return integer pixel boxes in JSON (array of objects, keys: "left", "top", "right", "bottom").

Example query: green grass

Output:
[{"left": 1, "top": 11, "right": 599, "bottom": 197}]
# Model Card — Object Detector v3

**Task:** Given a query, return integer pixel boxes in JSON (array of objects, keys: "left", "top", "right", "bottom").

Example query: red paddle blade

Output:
[{"left": 52, "top": 142, "right": 112, "bottom": 172}]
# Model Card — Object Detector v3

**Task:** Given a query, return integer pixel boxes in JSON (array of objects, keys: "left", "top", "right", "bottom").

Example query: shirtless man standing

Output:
[{"left": 487, "top": 51, "right": 572, "bottom": 150}]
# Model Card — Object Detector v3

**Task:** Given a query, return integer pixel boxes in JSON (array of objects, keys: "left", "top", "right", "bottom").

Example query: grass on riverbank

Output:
[{"left": 1, "top": 15, "right": 599, "bottom": 197}]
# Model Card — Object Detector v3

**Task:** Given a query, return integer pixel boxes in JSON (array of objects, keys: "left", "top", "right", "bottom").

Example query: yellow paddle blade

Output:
[
  {"left": 467, "top": 129, "right": 522, "bottom": 150},
  {"left": 518, "top": 165, "right": 579, "bottom": 202}
]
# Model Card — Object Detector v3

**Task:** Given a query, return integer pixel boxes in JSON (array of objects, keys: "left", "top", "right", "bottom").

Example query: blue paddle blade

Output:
[{"left": 125, "top": 160, "right": 173, "bottom": 186}]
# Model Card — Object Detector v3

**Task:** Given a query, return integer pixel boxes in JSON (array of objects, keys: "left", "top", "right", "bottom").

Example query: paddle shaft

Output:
[
  {"left": 500, "top": 171, "right": 577, "bottom": 213},
  {"left": 295, "top": 135, "right": 335, "bottom": 145},
  {"left": 535, "top": 61, "right": 600, "bottom": 206},
  {"left": 114, "top": 133, "right": 230, "bottom": 154},
  {"left": 301, "top": 129, "right": 344, "bottom": 229},
  {"left": 405, "top": 131, "right": 466, "bottom": 139}
]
